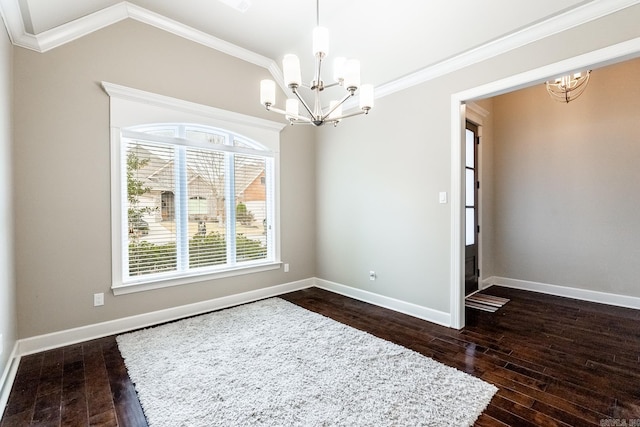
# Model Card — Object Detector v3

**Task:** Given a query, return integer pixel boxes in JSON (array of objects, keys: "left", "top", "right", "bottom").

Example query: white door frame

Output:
[{"left": 449, "top": 37, "right": 640, "bottom": 329}]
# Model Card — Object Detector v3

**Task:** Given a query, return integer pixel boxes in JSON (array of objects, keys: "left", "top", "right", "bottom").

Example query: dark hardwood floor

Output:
[{"left": 2, "top": 286, "right": 639, "bottom": 426}]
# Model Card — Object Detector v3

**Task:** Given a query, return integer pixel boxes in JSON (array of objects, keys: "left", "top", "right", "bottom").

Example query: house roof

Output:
[{"left": 131, "top": 144, "right": 265, "bottom": 195}]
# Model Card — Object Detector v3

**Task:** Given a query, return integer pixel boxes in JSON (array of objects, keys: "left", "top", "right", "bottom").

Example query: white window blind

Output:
[
  {"left": 126, "top": 140, "right": 177, "bottom": 276},
  {"left": 121, "top": 125, "right": 275, "bottom": 284}
]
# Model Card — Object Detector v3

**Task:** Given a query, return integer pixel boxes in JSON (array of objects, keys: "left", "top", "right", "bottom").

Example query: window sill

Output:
[{"left": 111, "top": 261, "right": 283, "bottom": 295}]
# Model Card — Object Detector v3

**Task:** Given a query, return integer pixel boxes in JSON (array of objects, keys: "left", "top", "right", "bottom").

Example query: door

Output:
[
  {"left": 464, "top": 121, "right": 479, "bottom": 296},
  {"left": 161, "top": 191, "right": 175, "bottom": 221}
]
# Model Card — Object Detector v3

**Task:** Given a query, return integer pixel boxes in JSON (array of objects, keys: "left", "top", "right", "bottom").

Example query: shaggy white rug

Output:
[{"left": 117, "top": 298, "right": 497, "bottom": 426}]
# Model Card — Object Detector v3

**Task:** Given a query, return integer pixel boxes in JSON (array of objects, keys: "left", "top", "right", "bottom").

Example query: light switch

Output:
[{"left": 439, "top": 192, "right": 447, "bottom": 204}]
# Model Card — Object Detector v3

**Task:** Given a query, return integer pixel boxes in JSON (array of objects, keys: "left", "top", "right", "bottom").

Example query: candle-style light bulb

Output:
[{"left": 260, "top": 79, "right": 275, "bottom": 106}]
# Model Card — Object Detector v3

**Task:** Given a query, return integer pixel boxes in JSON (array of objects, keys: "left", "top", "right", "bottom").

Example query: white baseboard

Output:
[
  {"left": 484, "top": 276, "right": 640, "bottom": 310},
  {"left": 0, "top": 343, "right": 20, "bottom": 417},
  {"left": 314, "top": 278, "right": 451, "bottom": 327},
  {"left": 3, "top": 276, "right": 453, "bottom": 415},
  {"left": 17, "top": 278, "right": 314, "bottom": 357},
  {"left": 11, "top": 278, "right": 453, "bottom": 357},
  {"left": 0, "top": 278, "right": 313, "bottom": 416},
  {"left": 478, "top": 279, "right": 493, "bottom": 291}
]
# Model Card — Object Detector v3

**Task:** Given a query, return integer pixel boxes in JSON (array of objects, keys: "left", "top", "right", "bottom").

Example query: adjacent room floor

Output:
[{"left": 2, "top": 286, "right": 639, "bottom": 426}]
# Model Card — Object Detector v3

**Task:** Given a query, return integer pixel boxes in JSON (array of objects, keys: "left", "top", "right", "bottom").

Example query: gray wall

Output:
[
  {"left": 0, "top": 24, "right": 16, "bottom": 375},
  {"left": 315, "top": 6, "right": 640, "bottom": 313},
  {"left": 13, "top": 20, "right": 316, "bottom": 338},
  {"left": 8, "top": 4, "right": 640, "bottom": 340},
  {"left": 490, "top": 58, "right": 640, "bottom": 296}
]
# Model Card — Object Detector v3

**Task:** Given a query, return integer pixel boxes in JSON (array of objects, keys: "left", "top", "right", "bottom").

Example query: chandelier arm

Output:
[
  {"left": 321, "top": 91, "right": 353, "bottom": 121},
  {"left": 289, "top": 119, "right": 315, "bottom": 125},
  {"left": 329, "top": 109, "right": 368, "bottom": 122},
  {"left": 292, "top": 87, "right": 317, "bottom": 120},
  {"left": 265, "top": 104, "right": 312, "bottom": 123},
  {"left": 264, "top": 104, "right": 287, "bottom": 116},
  {"left": 323, "top": 82, "right": 342, "bottom": 90}
]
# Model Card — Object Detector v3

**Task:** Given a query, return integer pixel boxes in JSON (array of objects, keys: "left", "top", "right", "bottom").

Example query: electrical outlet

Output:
[
  {"left": 284, "top": 263, "right": 290, "bottom": 273},
  {"left": 369, "top": 270, "right": 377, "bottom": 281},
  {"left": 93, "top": 293, "right": 104, "bottom": 307}
]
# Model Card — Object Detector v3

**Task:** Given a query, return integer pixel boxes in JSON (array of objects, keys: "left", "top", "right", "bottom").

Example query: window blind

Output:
[{"left": 122, "top": 125, "right": 274, "bottom": 283}]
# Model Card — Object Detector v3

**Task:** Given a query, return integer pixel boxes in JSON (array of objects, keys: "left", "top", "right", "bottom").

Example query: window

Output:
[{"left": 104, "top": 83, "right": 285, "bottom": 294}]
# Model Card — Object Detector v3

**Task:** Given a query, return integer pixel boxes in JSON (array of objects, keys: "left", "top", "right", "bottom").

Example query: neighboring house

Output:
[
  {"left": 132, "top": 145, "right": 266, "bottom": 226},
  {"left": 238, "top": 169, "right": 267, "bottom": 225}
]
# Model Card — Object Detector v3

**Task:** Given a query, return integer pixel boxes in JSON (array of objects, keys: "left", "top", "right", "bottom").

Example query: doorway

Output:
[
  {"left": 161, "top": 191, "right": 175, "bottom": 221},
  {"left": 464, "top": 121, "right": 479, "bottom": 296},
  {"left": 449, "top": 38, "right": 640, "bottom": 330}
]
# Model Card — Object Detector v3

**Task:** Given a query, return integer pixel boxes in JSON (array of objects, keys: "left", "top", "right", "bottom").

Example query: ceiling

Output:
[{"left": 1, "top": 0, "right": 636, "bottom": 88}]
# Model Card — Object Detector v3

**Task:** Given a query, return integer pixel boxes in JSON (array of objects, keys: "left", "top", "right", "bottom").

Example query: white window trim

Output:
[{"left": 103, "top": 82, "right": 286, "bottom": 295}]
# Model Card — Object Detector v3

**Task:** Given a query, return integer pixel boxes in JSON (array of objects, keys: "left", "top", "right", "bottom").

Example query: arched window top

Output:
[
  {"left": 104, "top": 82, "right": 283, "bottom": 295},
  {"left": 102, "top": 82, "right": 285, "bottom": 154},
  {"left": 127, "top": 123, "right": 270, "bottom": 152}
]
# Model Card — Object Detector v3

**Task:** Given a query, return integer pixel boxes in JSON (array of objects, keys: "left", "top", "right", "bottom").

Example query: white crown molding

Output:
[
  {"left": 36, "top": 2, "right": 129, "bottom": 52},
  {"left": 0, "top": 0, "right": 284, "bottom": 88},
  {"left": 2, "top": 0, "right": 639, "bottom": 100},
  {"left": 375, "top": 0, "right": 640, "bottom": 101},
  {"left": 124, "top": 3, "right": 273, "bottom": 70},
  {"left": 454, "top": 36, "right": 640, "bottom": 102},
  {"left": 0, "top": 0, "right": 38, "bottom": 49}
]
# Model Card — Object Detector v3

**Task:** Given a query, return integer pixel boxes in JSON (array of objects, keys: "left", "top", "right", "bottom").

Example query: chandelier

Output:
[
  {"left": 259, "top": 0, "right": 374, "bottom": 126},
  {"left": 545, "top": 71, "right": 591, "bottom": 103}
]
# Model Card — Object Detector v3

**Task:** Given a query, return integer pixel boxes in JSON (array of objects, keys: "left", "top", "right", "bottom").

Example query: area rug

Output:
[
  {"left": 465, "top": 293, "right": 510, "bottom": 312},
  {"left": 117, "top": 298, "right": 497, "bottom": 426}
]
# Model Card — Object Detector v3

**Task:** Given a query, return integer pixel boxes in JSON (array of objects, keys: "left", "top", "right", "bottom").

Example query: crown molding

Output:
[
  {"left": 0, "top": 0, "right": 38, "bottom": 50},
  {"left": 37, "top": 2, "right": 129, "bottom": 52},
  {"left": 0, "top": 0, "right": 283, "bottom": 88},
  {"left": 374, "top": 0, "right": 640, "bottom": 101},
  {"left": 1, "top": 0, "right": 639, "bottom": 102},
  {"left": 125, "top": 3, "right": 273, "bottom": 70},
  {"left": 0, "top": 0, "right": 129, "bottom": 51}
]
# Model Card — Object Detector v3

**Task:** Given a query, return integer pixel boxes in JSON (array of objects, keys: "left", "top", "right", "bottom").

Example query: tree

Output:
[
  {"left": 127, "top": 149, "right": 155, "bottom": 236},
  {"left": 127, "top": 148, "right": 162, "bottom": 275},
  {"left": 236, "top": 202, "right": 255, "bottom": 226}
]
